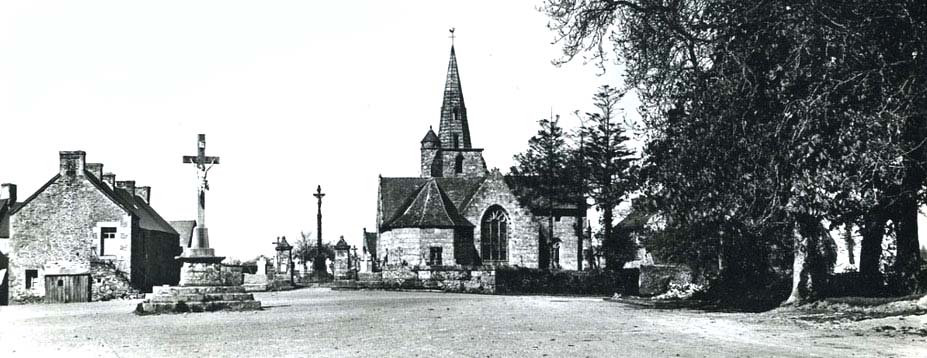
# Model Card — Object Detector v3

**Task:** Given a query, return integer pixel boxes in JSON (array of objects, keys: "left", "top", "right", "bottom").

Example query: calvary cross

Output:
[{"left": 182, "top": 134, "right": 220, "bottom": 252}]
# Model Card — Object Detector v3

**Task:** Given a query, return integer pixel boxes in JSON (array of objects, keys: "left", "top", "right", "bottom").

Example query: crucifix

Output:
[
  {"left": 182, "top": 134, "right": 220, "bottom": 254},
  {"left": 312, "top": 185, "right": 326, "bottom": 276}
]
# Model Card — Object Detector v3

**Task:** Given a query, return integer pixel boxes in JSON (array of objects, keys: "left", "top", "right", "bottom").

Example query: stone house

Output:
[
  {"left": 5, "top": 151, "right": 182, "bottom": 301},
  {"left": 376, "top": 44, "right": 586, "bottom": 271}
]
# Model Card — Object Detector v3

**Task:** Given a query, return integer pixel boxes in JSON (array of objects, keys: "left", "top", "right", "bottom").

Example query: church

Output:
[{"left": 376, "top": 43, "right": 587, "bottom": 271}]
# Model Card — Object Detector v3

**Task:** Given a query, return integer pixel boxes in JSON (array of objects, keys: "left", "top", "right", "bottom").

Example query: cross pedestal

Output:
[{"left": 136, "top": 134, "right": 260, "bottom": 314}]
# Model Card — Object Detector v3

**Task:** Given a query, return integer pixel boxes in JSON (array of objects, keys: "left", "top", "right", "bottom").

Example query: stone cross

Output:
[
  {"left": 312, "top": 185, "right": 326, "bottom": 277},
  {"left": 182, "top": 134, "right": 220, "bottom": 256}
]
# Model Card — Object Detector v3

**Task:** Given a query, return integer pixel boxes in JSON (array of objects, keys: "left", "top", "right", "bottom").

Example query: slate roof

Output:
[
  {"left": 12, "top": 169, "right": 178, "bottom": 236},
  {"left": 170, "top": 220, "right": 197, "bottom": 248},
  {"left": 384, "top": 179, "right": 472, "bottom": 229},
  {"left": 378, "top": 175, "right": 586, "bottom": 232},
  {"left": 421, "top": 127, "right": 440, "bottom": 144},
  {"left": 378, "top": 177, "right": 483, "bottom": 231}
]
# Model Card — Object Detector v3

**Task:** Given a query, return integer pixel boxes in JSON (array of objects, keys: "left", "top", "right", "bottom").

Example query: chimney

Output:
[
  {"left": 135, "top": 186, "right": 151, "bottom": 204},
  {"left": 59, "top": 151, "right": 86, "bottom": 177},
  {"left": 86, "top": 163, "right": 104, "bottom": 181},
  {"left": 102, "top": 173, "right": 116, "bottom": 189},
  {"left": 115, "top": 180, "right": 135, "bottom": 195},
  {"left": 0, "top": 183, "right": 16, "bottom": 204}
]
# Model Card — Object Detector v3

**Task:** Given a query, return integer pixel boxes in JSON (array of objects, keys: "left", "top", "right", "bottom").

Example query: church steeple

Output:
[{"left": 438, "top": 29, "right": 472, "bottom": 149}]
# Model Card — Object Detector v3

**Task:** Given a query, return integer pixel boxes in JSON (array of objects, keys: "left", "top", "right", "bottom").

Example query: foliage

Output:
[
  {"left": 579, "top": 85, "right": 639, "bottom": 270},
  {"left": 542, "top": 0, "right": 927, "bottom": 301},
  {"left": 293, "top": 230, "right": 334, "bottom": 273},
  {"left": 512, "top": 115, "right": 580, "bottom": 268}
]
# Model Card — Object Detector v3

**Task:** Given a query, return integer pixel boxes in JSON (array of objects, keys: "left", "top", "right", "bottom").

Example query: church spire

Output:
[{"left": 438, "top": 28, "right": 471, "bottom": 149}]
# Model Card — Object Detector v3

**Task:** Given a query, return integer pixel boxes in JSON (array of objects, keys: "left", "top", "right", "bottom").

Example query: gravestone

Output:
[{"left": 136, "top": 134, "right": 261, "bottom": 314}]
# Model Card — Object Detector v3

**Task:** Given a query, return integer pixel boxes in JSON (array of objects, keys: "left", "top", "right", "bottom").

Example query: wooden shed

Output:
[{"left": 44, "top": 273, "right": 91, "bottom": 303}]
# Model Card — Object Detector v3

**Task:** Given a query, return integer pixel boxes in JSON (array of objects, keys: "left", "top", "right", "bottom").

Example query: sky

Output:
[{"left": 0, "top": 1, "right": 630, "bottom": 260}]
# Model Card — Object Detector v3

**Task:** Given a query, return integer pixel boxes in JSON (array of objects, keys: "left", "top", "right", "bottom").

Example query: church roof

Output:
[
  {"left": 383, "top": 179, "right": 473, "bottom": 229},
  {"left": 378, "top": 177, "right": 484, "bottom": 231},
  {"left": 443, "top": 46, "right": 465, "bottom": 109},
  {"left": 421, "top": 127, "right": 440, "bottom": 143}
]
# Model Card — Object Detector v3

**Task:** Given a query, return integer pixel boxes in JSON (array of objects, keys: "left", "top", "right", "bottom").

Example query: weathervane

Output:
[{"left": 449, "top": 27, "right": 456, "bottom": 46}]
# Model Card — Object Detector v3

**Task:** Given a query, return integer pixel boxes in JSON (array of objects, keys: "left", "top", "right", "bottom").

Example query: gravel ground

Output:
[{"left": 1, "top": 288, "right": 924, "bottom": 357}]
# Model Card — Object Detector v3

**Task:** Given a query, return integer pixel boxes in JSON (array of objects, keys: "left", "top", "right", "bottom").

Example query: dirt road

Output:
[{"left": 1, "top": 289, "right": 923, "bottom": 357}]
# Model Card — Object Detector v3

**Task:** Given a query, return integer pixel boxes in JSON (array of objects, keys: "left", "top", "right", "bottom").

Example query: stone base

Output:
[
  {"left": 179, "top": 261, "right": 241, "bottom": 286},
  {"left": 135, "top": 285, "right": 262, "bottom": 314}
]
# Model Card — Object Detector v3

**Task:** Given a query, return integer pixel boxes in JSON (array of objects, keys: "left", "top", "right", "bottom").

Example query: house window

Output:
[
  {"left": 480, "top": 206, "right": 509, "bottom": 263},
  {"left": 453, "top": 134, "right": 460, "bottom": 148},
  {"left": 428, "top": 247, "right": 443, "bottom": 266},
  {"left": 100, "top": 227, "right": 116, "bottom": 256},
  {"left": 454, "top": 154, "right": 464, "bottom": 174},
  {"left": 25, "top": 269, "right": 38, "bottom": 289}
]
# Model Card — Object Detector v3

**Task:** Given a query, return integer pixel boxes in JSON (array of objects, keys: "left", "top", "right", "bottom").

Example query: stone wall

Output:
[
  {"left": 538, "top": 215, "right": 583, "bottom": 270},
  {"left": 342, "top": 266, "right": 495, "bottom": 294},
  {"left": 379, "top": 228, "right": 456, "bottom": 267},
  {"left": 461, "top": 171, "right": 539, "bottom": 268},
  {"left": 8, "top": 174, "right": 133, "bottom": 301},
  {"left": 89, "top": 260, "right": 140, "bottom": 301},
  {"left": 438, "top": 150, "right": 488, "bottom": 178}
]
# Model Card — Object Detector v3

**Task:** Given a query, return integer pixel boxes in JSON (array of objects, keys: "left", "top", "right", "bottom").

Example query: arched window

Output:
[
  {"left": 481, "top": 206, "right": 509, "bottom": 263},
  {"left": 453, "top": 134, "right": 460, "bottom": 148},
  {"left": 454, "top": 154, "right": 464, "bottom": 174}
]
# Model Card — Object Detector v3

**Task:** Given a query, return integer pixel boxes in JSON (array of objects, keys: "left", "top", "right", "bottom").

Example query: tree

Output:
[
  {"left": 292, "top": 230, "right": 334, "bottom": 273},
  {"left": 578, "top": 85, "right": 638, "bottom": 270},
  {"left": 512, "top": 115, "right": 575, "bottom": 269},
  {"left": 542, "top": 0, "right": 927, "bottom": 302}
]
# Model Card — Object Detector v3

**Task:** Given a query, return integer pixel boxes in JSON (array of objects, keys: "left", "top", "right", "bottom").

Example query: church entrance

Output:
[{"left": 480, "top": 205, "right": 509, "bottom": 264}]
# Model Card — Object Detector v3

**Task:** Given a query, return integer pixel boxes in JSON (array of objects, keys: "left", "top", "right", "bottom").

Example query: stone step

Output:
[
  {"left": 137, "top": 300, "right": 262, "bottom": 314},
  {"left": 242, "top": 283, "right": 268, "bottom": 292},
  {"left": 146, "top": 292, "right": 255, "bottom": 303},
  {"left": 151, "top": 285, "right": 245, "bottom": 295}
]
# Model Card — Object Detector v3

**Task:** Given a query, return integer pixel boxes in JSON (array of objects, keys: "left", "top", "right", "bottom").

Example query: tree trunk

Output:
[
  {"left": 603, "top": 205, "right": 617, "bottom": 270},
  {"left": 783, "top": 215, "right": 835, "bottom": 305},
  {"left": 893, "top": 113, "right": 926, "bottom": 293},
  {"left": 859, "top": 211, "right": 887, "bottom": 279},
  {"left": 893, "top": 185, "right": 922, "bottom": 294}
]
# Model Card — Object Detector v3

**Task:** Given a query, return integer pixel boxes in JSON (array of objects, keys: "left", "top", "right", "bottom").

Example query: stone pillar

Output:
[{"left": 333, "top": 236, "right": 352, "bottom": 280}]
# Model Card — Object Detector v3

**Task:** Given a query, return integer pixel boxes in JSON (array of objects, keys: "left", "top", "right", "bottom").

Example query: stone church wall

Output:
[
  {"left": 461, "top": 172, "right": 539, "bottom": 268},
  {"left": 438, "top": 150, "right": 487, "bottom": 178},
  {"left": 379, "top": 228, "right": 456, "bottom": 267},
  {"left": 539, "top": 215, "right": 582, "bottom": 270},
  {"left": 8, "top": 174, "right": 133, "bottom": 301}
]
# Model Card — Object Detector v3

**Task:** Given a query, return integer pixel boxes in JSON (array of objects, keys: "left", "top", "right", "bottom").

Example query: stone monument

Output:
[
  {"left": 333, "top": 236, "right": 353, "bottom": 280},
  {"left": 137, "top": 134, "right": 261, "bottom": 314}
]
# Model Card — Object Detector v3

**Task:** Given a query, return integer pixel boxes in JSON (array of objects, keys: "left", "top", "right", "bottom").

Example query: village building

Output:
[
  {"left": 376, "top": 44, "right": 587, "bottom": 270},
  {"left": 4, "top": 151, "right": 182, "bottom": 302}
]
